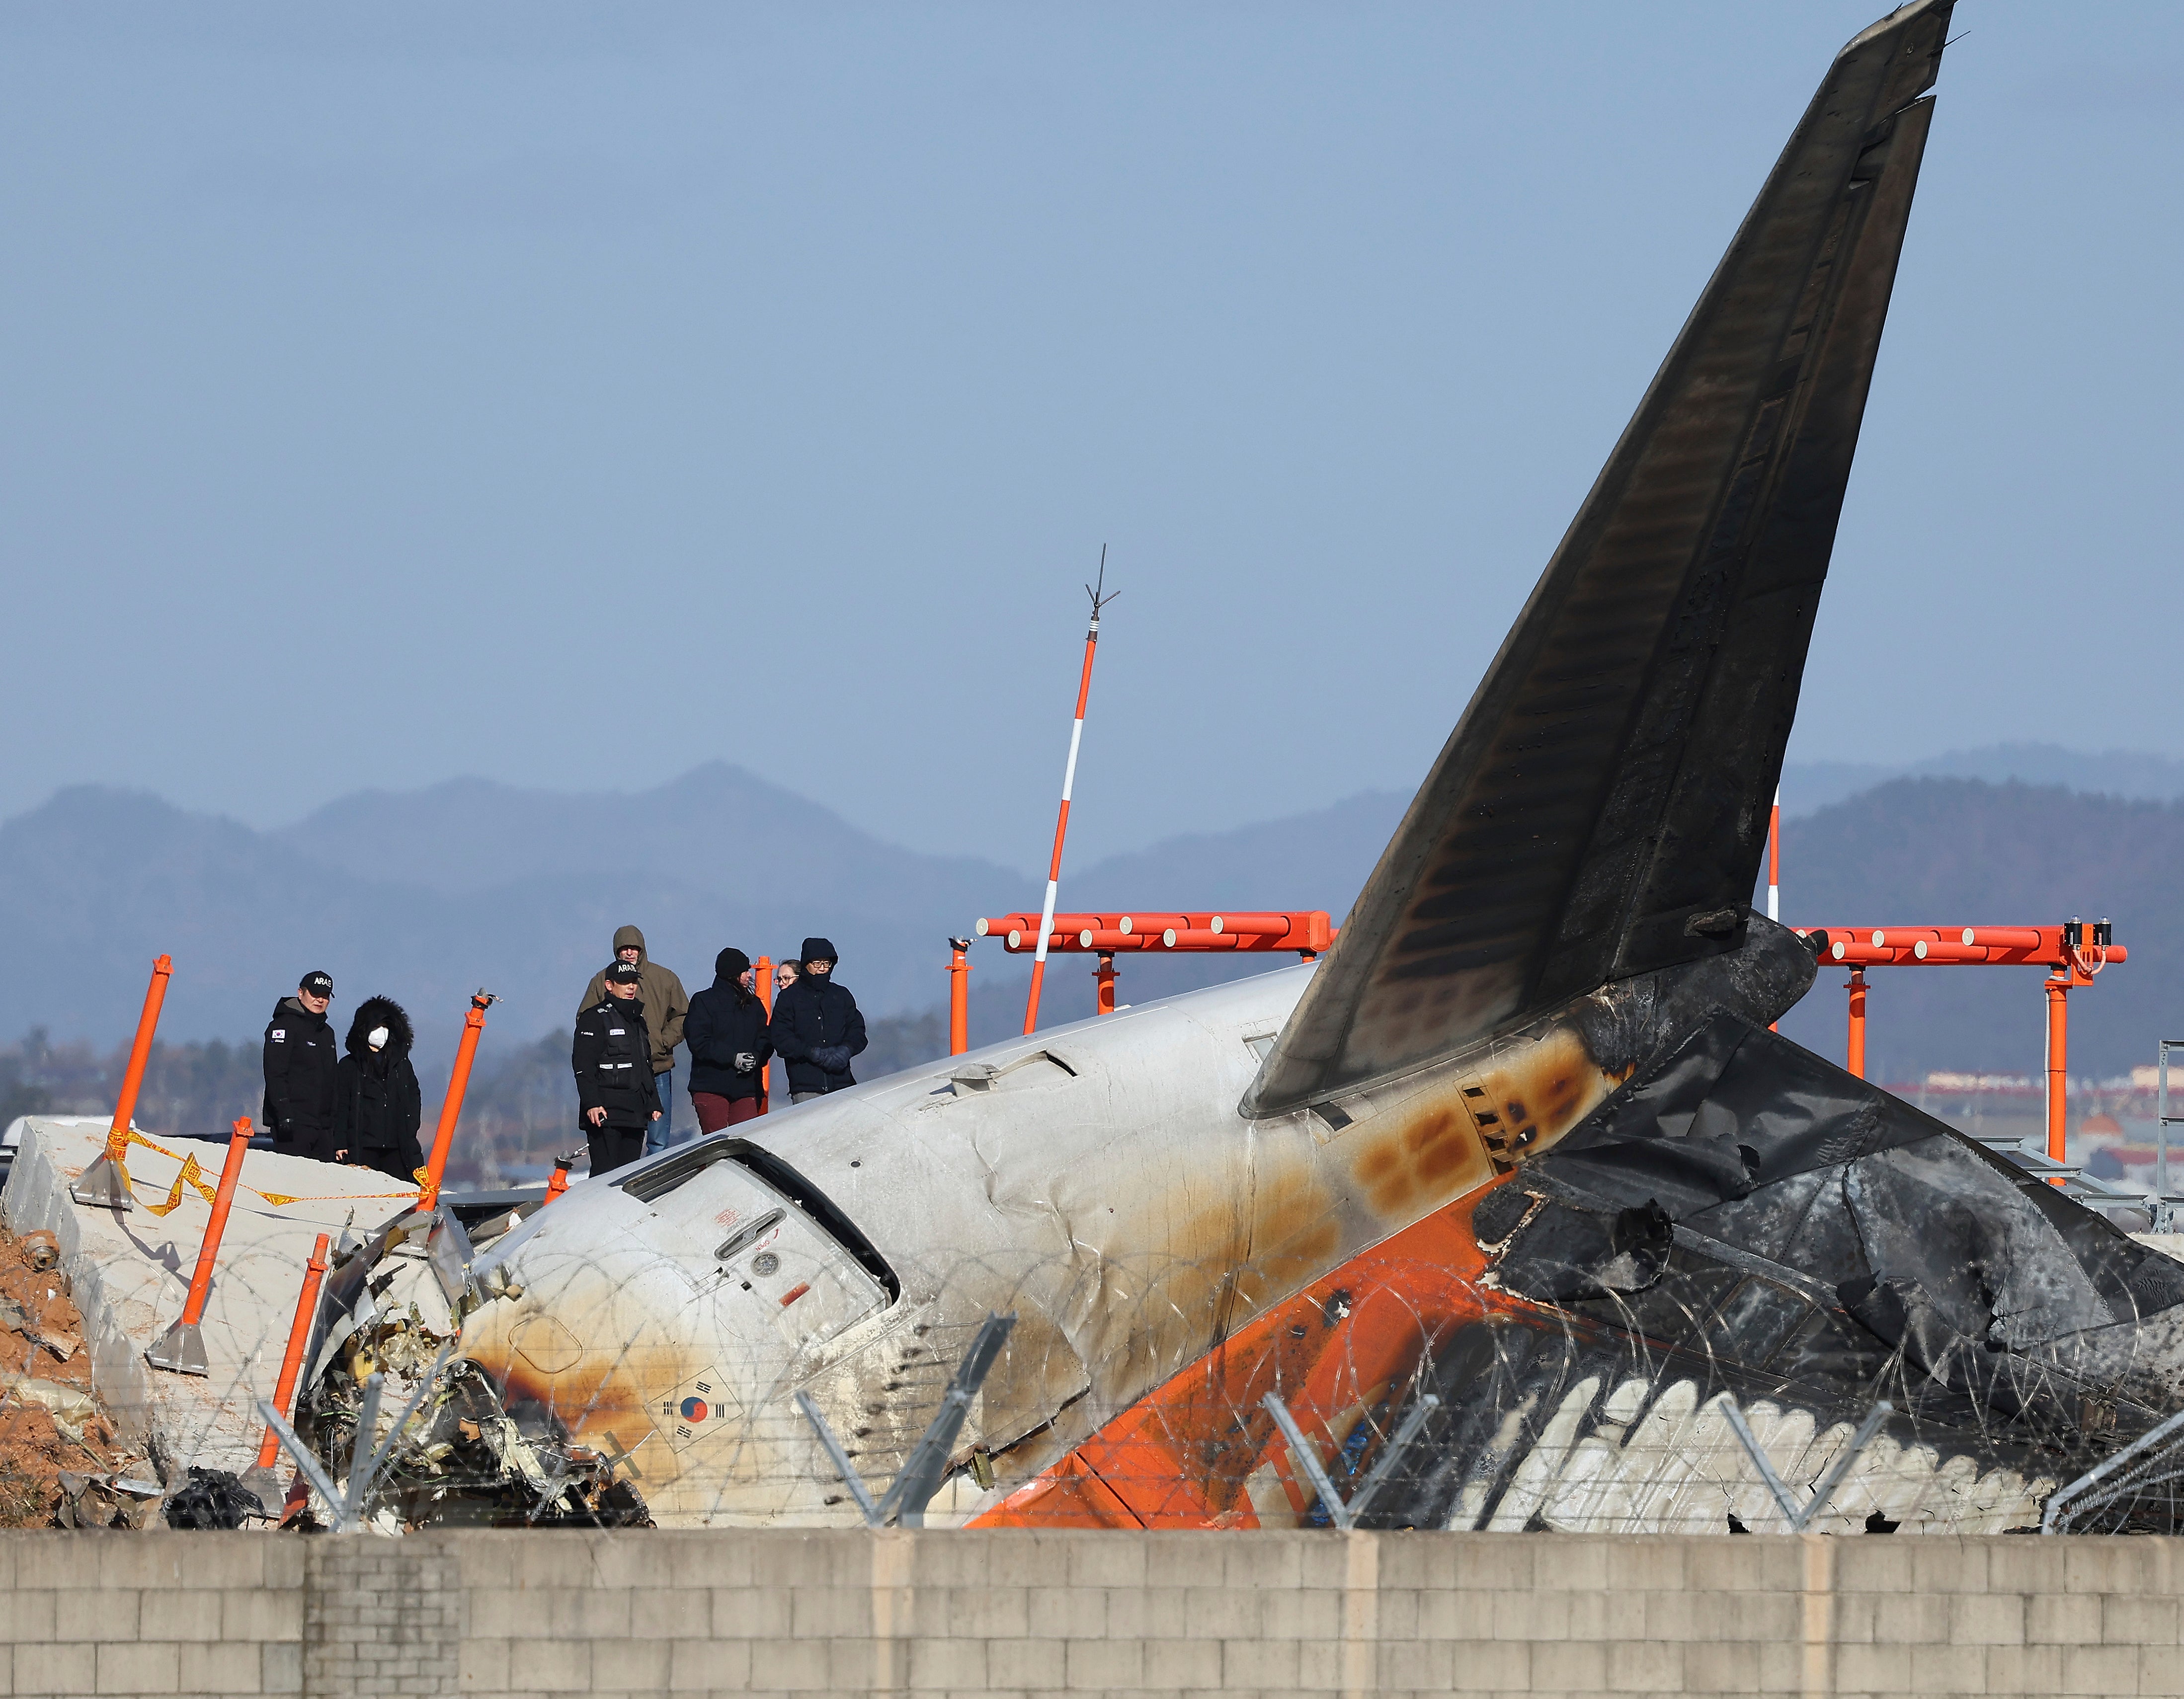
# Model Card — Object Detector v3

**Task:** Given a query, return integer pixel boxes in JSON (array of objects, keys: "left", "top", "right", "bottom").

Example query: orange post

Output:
[
  {"left": 72, "top": 953, "right": 174, "bottom": 1209},
  {"left": 947, "top": 939, "right": 973, "bottom": 1055},
  {"left": 543, "top": 1149, "right": 579, "bottom": 1205},
  {"left": 2046, "top": 973, "right": 2071, "bottom": 1171},
  {"left": 147, "top": 1117, "right": 254, "bottom": 1375},
  {"left": 1845, "top": 969, "right": 1867, "bottom": 1080},
  {"left": 419, "top": 992, "right": 495, "bottom": 1211},
  {"left": 755, "top": 956, "right": 775, "bottom": 1112},
  {"left": 1095, "top": 952, "right": 1118, "bottom": 1016},
  {"left": 255, "top": 1233, "right": 331, "bottom": 1468}
]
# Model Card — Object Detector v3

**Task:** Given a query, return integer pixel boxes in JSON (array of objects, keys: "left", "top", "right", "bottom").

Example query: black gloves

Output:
[{"left": 811, "top": 1045, "right": 851, "bottom": 1075}]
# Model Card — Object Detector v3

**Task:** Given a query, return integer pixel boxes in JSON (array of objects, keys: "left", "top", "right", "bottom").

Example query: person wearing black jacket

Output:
[
  {"left": 572, "top": 960, "right": 662, "bottom": 1174},
  {"left": 330, "top": 996, "right": 425, "bottom": 1182},
  {"left": 263, "top": 970, "right": 340, "bottom": 1160},
  {"left": 685, "top": 948, "right": 772, "bottom": 1133},
  {"left": 767, "top": 937, "right": 867, "bottom": 1103}
]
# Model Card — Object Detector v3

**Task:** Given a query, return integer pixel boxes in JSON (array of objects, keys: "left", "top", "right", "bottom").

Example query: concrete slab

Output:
[{"left": 0, "top": 1117, "right": 422, "bottom": 1485}]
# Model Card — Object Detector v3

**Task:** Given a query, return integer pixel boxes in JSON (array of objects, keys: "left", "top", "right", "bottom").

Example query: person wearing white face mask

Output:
[{"left": 331, "top": 996, "right": 424, "bottom": 1180}]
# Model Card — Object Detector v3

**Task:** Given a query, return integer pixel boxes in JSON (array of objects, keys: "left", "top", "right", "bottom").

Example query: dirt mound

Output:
[{"left": 0, "top": 1227, "right": 154, "bottom": 1526}]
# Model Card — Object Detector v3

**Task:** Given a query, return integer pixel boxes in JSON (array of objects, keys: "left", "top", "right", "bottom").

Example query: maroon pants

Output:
[{"left": 691, "top": 1091, "right": 763, "bottom": 1134}]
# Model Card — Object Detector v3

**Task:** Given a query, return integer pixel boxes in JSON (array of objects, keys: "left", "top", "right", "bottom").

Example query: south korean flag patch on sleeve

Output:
[{"left": 270, "top": 1029, "right": 286, "bottom": 1042}]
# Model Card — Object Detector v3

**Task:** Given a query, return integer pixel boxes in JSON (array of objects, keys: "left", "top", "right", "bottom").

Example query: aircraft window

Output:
[
  {"left": 620, "top": 1138, "right": 899, "bottom": 1300},
  {"left": 1244, "top": 1034, "right": 1276, "bottom": 1062}
]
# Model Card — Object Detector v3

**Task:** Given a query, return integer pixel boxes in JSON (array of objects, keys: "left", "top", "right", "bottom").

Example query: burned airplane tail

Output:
[
  {"left": 981, "top": 1, "right": 2184, "bottom": 1536},
  {"left": 1244, "top": 0, "right": 1951, "bottom": 1123}
]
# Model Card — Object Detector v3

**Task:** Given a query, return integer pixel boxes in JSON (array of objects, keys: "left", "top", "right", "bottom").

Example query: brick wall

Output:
[{"left": 0, "top": 1529, "right": 2179, "bottom": 1697}]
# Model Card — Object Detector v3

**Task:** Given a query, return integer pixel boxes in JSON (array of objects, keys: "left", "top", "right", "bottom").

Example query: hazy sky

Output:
[{"left": 3, "top": 3, "right": 2178, "bottom": 876}]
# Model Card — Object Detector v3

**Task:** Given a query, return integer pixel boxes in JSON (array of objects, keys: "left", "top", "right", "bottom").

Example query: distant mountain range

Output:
[
  {"left": 0, "top": 767, "right": 1011, "bottom": 1053},
  {"left": 1769, "top": 778, "right": 2184, "bottom": 1081},
  {"left": 0, "top": 767, "right": 1403, "bottom": 1066},
  {"left": 5, "top": 754, "right": 2180, "bottom": 1082},
  {"left": 1780, "top": 743, "right": 2184, "bottom": 817}
]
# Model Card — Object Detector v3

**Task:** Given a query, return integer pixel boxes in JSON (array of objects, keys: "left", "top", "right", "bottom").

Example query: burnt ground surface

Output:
[{"left": 0, "top": 1226, "right": 152, "bottom": 1527}]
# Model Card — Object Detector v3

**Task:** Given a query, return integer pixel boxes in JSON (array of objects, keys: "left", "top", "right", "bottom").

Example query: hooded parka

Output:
[
  {"left": 331, "top": 997, "right": 425, "bottom": 1181},
  {"left": 577, "top": 926, "right": 689, "bottom": 1074},
  {"left": 767, "top": 946, "right": 868, "bottom": 1096},
  {"left": 262, "top": 996, "right": 339, "bottom": 1159},
  {"left": 685, "top": 949, "right": 772, "bottom": 1102}
]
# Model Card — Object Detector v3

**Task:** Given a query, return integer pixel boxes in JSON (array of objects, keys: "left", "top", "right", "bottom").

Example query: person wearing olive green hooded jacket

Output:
[{"left": 577, "top": 925, "right": 691, "bottom": 1153}]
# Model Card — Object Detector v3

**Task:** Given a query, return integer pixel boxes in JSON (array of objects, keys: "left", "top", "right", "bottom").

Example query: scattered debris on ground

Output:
[
  {"left": 296, "top": 1206, "right": 650, "bottom": 1530},
  {"left": 162, "top": 1466, "right": 264, "bottom": 1529},
  {"left": 0, "top": 1227, "right": 156, "bottom": 1527}
]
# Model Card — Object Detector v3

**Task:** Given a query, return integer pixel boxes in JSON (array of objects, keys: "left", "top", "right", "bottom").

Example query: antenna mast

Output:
[{"left": 1024, "top": 548, "right": 1118, "bottom": 1034}]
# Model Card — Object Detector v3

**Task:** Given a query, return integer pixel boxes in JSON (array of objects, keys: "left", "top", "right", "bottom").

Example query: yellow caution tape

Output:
[
  {"left": 142, "top": 1153, "right": 210, "bottom": 1218},
  {"left": 118, "top": 1130, "right": 424, "bottom": 1211}
]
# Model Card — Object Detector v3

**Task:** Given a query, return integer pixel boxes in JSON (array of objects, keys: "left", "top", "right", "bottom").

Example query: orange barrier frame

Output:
[
  {"left": 969, "top": 911, "right": 1333, "bottom": 1031},
  {"left": 255, "top": 1233, "right": 331, "bottom": 1469},
  {"left": 978, "top": 911, "right": 1335, "bottom": 957},
  {"left": 1798, "top": 922, "right": 2120, "bottom": 1167},
  {"left": 72, "top": 953, "right": 173, "bottom": 1209}
]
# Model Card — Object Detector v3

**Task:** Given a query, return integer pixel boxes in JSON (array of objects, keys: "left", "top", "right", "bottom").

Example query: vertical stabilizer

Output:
[{"left": 1246, "top": 2, "right": 1952, "bottom": 1119}]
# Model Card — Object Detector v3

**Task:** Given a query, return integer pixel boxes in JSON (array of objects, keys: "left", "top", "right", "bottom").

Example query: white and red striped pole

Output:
[
  {"left": 1767, "top": 784, "right": 1781, "bottom": 923},
  {"left": 1025, "top": 555, "right": 1116, "bottom": 1035},
  {"left": 1767, "top": 784, "right": 1781, "bottom": 1033}
]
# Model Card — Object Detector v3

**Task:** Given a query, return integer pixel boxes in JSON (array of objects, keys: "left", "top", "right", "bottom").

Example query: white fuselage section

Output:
[
  {"left": 463, "top": 957, "right": 1611, "bottom": 1526},
  {"left": 469, "top": 966, "right": 1311, "bottom": 1523}
]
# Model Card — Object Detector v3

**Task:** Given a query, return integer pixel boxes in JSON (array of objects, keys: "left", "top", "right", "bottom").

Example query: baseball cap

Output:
[
  {"left": 300, "top": 971, "right": 334, "bottom": 997},
  {"left": 605, "top": 960, "right": 643, "bottom": 984}
]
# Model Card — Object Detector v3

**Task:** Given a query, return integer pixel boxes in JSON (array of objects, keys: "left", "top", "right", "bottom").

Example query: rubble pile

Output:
[{"left": 0, "top": 1227, "right": 157, "bottom": 1527}]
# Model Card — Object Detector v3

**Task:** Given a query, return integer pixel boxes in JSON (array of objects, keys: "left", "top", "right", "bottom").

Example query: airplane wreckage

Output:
[{"left": 290, "top": 0, "right": 2184, "bottom": 1537}]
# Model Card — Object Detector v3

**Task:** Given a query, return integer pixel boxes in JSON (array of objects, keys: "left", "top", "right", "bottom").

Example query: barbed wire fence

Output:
[{"left": 222, "top": 1204, "right": 2184, "bottom": 1540}]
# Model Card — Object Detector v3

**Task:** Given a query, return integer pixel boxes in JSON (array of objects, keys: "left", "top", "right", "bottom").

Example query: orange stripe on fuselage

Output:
[{"left": 972, "top": 1179, "right": 1538, "bottom": 1529}]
